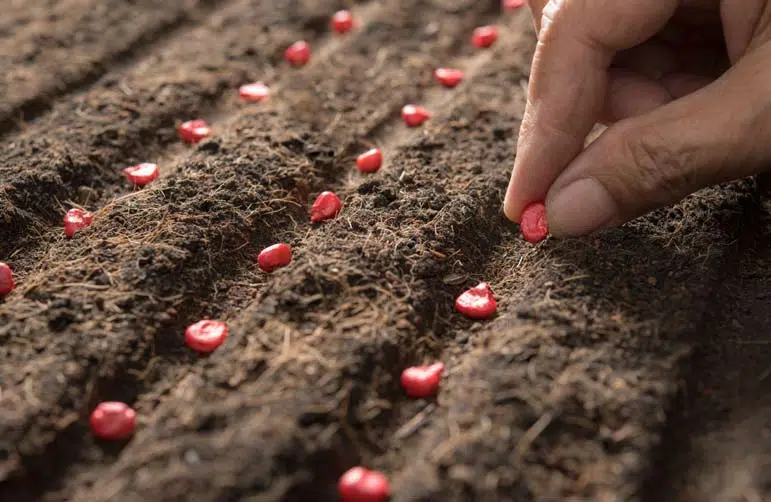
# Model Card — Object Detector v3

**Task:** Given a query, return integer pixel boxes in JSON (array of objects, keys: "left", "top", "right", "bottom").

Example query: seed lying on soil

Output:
[
  {"left": 401, "top": 104, "right": 431, "bottom": 127},
  {"left": 338, "top": 467, "right": 390, "bottom": 502},
  {"left": 401, "top": 362, "right": 445, "bottom": 398},
  {"left": 178, "top": 119, "right": 211, "bottom": 144},
  {"left": 433, "top": 68, "right": 464, "bottom": 88},
  {"left": 0, "top": 262, "right": 14, "bottom": 296},
  {"left": 472, "top": 25, "right": 498, "bottom": 48},
  {"left": 89, "top": 402, "right": 137, "bottom": 441},
  {"left": 64, "top": 208, "right": 94, "bottom": 239},
  {"left": 311, "top": 191, "right": 343, "bottom": 222},
  {"left": 185, "top": 320, "right": 229, "bottom": 353},
  {"left": 284, "top": 40, "right": 310, "bottom": 66},
  {"left": 258, "top": 243, "right": 292, "bottom": 272},
  {"left": 455, "top": 282, "right": 497, "bottom": 320},
  {"left": 520, "top": 201, "right": 549, "bottom": 243},
  {"left": 503, "top": 0, "right": 526, "bottom": 9},
  {"left": 123, "top": 162, "right": 159, "bottom": 187},
  {"left": 356, "top": 148, "right": 383, "bottom": 173},
  {"left": 238, "top": 81, "right": 270, "bottom": 102},
  {"left": 331, "top": 9, "right": 354, "bottom": 34}
]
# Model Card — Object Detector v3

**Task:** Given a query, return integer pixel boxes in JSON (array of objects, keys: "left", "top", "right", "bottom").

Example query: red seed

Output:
[
  {"left": 356, "top": 148, "right": 383, "bottom": 174},
  {"left": 520, "top": 201, "right": 549, "bottom": 243},
  {"left": 178, "top": 119, "right": 211, "bottom": 144},
  {"left": 239, "top": 81, "right": 270, "bottom": 102},
  {"left": 472, "top": 25, "right": 498, "bottom": 48},
  {"left": 284, "top": 40, "right": 310, "bottom": 66},
  {"left": 0, "top": 262, "right": 14, "bottom": 296},
  {"left": 401, "top": 362, "right": 445, "bottom": 398},
  {"left": 64, "top": 208, "right": 93, "bottom": 239},
  {"left": 433, "top": 68, "right": 464, "bottom": 88},
  {"left": 185, "top": 320, "right": 229, "bottom": 353},
  {"left": 338, "top": 467, "right": 390, "bottom": 502},
  {"left": 311, "top": 191, "right": 342, "bottom": 222},
  {"left": 258, "top": 243, "right": 292, "bottom": 272},
  {"left": 503, "top": 0, "right": 526, "bottom": 10},
  {"left": 401, "top": 104, "right": 431, "bottom": 127},
  {"left": 331, "top": 10, "right": 354, "bottom": 34},
  {"left": 89, "top": 402, "right": 136, "bottom": 441},
  {"left": 123, "top": 163, "right": 159, "bottom": 187},
  {"left": 455, "top": 282, "right": 497, "bottom": 320}
]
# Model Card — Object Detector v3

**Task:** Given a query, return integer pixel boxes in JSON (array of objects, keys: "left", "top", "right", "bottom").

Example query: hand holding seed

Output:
[{"left": 504, "top": 0, "right": 771, "bottom": 237}]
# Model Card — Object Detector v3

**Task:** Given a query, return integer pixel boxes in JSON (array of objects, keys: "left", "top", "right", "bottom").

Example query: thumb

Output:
[{"left": 544, "top": 44, "right": 771, "bottom": 237}]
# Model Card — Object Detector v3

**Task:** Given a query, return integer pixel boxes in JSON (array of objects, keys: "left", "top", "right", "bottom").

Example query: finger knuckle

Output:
[{"left": 617, "top": 126, "right": 691, "bottom": 203}]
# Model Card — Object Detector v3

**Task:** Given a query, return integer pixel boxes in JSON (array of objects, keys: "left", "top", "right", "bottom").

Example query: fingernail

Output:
[
  {"left": 502, "top": 192, "right": 518, "bottom": 223},
  {"left": 546, "top": 178, "right": 617, "bottom": 237},
  {"left": 502, "top": 170, "right": 521, "bottom": 223},
  {"left": 542, "top": 0, "right": 563, "bottom": 20},
  {"left": 540, "top": 0, "right": 563, "bottom": 35}
]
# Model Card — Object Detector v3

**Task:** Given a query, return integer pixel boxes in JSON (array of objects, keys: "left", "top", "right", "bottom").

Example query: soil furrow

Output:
[
  {"left": 0, "top": 112, "right": 314, "bottom": 494},
  {"left": 644, "top": 195, "right": 771, "bottom": 502},
  {"left": 385, "top": 182, "right": 759, "bottom": 501},
  {"left": 71, "top": 15, "right": 534, "bottom": 501},
  {"left": 0, "top": 0, "right": 224, "bottom": 136},
  {"left": 0, "top": 1, "right": 505, "bottom": 499},
  {"left": 0, "top": 0, "right": 363, "bottom": 265},
  {"left": 197, "top": 0, "right": 523, "bottom": 321}
]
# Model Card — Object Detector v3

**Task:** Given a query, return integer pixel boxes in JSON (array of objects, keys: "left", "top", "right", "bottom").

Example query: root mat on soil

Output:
[{"left": 1, "top": 1, "right": 771, "bottom": 501}]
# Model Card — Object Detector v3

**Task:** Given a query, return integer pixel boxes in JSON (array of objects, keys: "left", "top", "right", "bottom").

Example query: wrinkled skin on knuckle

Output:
[{"left": 613, "top": 125, "right": 694, "bottom": 213}]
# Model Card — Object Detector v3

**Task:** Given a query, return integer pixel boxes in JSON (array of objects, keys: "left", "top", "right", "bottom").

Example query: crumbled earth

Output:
[{"left": 1, "top": 1, "right": 770, "bottom": 501}]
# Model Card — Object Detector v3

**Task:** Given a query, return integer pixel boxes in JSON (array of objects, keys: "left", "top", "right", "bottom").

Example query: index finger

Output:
[{"left": 503, "top": 0, "right": 679, "bottom": 223}]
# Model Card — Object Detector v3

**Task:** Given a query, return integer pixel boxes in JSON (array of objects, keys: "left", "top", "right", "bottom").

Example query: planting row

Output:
[
  {"left": 0, "top": 0, "right": 223, "bottom": 132},
  {"left": 0, "top": 0, "right": 369, "bottom": 261},
  {"left": 67, "top": 15, "right": 538, "bottom": 501},
  {"left": 386, "top": 183, "right": 758, "bottom": 501}
]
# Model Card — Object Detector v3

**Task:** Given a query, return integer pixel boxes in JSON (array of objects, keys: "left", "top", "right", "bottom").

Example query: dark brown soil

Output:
[{"left": 1, "top": 1, "right": 770, "bottom": 501}]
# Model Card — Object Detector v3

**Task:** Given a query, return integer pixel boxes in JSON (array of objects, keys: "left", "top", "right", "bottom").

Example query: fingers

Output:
[
  {"left": 720, "top": 0, "right": 766, "bottom": 62},
  {"left": 527, "top": 0, "right": 549, "bottom": 32},
  {"left": 544, "top": 44, "right": 771, "bottom": 237},
  {"left": 504, "top": 0, "right": 679, "bottom": 223},
  {"left": 601, "top": 70, "right": 673, "bottom": 122},
  {"left": 601, "top": 69, "right": 712, "bottom": 123}
]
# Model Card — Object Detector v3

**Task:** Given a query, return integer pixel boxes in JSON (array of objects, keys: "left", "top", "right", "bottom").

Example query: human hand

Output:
[{"left": 503, "top": 0, "right": 771, "bottom": 237}]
